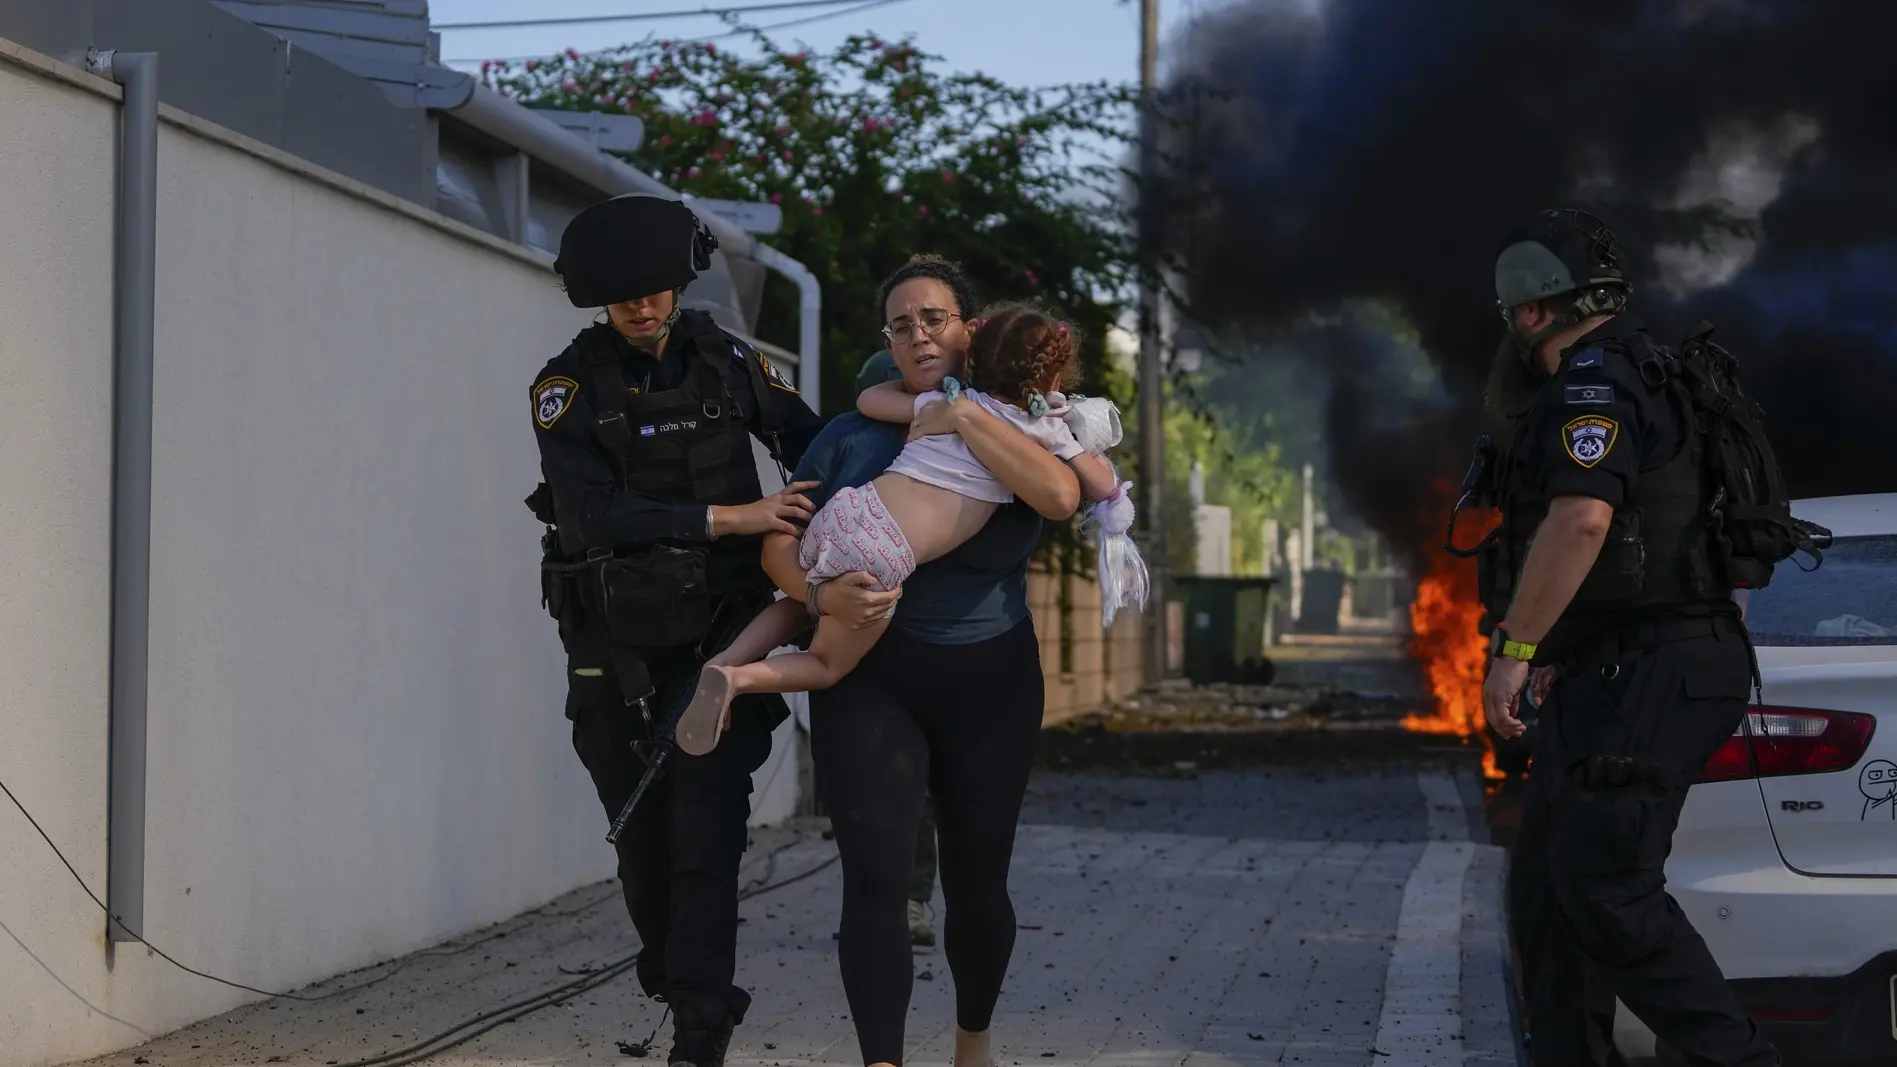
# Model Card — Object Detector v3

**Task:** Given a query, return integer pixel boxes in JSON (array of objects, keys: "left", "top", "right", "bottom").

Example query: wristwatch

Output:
[{"left": 1491, "top": 627, "right": 1538, "bottom": 662}]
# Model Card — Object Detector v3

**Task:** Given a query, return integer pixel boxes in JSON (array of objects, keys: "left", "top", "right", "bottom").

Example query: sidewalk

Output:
[{"left": 75, "top": 766, "right": 1518, "bottom": 1067}]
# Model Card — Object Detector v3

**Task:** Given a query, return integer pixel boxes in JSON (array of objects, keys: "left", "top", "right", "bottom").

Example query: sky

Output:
[{"left": 431, "top": 0, "right": 1213, "bottom": 90}]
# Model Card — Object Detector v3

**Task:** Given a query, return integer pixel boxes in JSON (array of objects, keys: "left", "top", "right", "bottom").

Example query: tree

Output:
[{"left": 486, "top": 32, "right": 1138, "bottom": 413}]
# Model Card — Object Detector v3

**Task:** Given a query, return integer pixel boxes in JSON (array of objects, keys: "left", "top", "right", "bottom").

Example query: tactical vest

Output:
[
  {"left": 1478, "top": 348, "right": 1722, "bottom": 651},
  {"left": 531, "top": 317, "right": 789, "bottom": 659}
]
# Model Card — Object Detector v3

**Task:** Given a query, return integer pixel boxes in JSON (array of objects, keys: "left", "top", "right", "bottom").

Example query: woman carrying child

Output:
[{"left": 672, "top": 256, "right": 1144, "bottom": 1067}]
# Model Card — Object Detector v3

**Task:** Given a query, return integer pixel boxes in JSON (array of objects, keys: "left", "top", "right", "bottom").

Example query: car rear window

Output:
[{"left": 1744, "top": 535, "right": 1897, "bottom": 646}]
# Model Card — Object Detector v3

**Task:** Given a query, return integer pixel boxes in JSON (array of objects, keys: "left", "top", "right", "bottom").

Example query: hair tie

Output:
[
  {"left": 1057, "top": 323, "right": 1068, "bottom": 336},
  {"left": 1028, "top": 391, "right": 1049, "bottom": 417},
  {"left": 943, "top": 376, "right": 964, "bottom": 401}
]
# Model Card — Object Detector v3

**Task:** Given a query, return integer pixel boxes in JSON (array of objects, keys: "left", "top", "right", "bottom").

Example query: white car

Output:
[{"left": 1615, "top": 492, "right": 1897, "bottom": 1066}]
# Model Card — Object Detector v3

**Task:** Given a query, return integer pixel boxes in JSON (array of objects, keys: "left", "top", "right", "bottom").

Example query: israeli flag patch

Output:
[{"left": 1564, "top": 384, "right": 1614, "bottom": 405}]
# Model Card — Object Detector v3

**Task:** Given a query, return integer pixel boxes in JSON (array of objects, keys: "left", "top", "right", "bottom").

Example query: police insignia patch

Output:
[
  {"left": 533, "top": 376, "right": 578, "bottom": 429},
  {"left": 1570, "top": 348, "right": 1603, "bottom": 369},
  {"left": 1562, "top": 414, "right": 1618, "bottom": 468},
  {"left": 757, "top": 351, "right": 799, "bottom": 393}
]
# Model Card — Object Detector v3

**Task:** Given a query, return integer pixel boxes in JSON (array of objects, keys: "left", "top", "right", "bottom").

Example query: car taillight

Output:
[{"left": 1699, "top": 706, "right": 1878, "bottom": 783}]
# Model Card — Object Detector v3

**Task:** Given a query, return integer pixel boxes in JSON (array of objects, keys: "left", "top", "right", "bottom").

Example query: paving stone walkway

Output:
[{"left": 76, "top": 767, "right": 1519, "bottom": 1067}]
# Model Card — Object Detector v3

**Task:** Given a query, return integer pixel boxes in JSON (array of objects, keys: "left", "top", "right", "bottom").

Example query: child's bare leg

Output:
[
  {"left": 727, "top": 613, "right": 890, "bottom": 696},
  {"left": 708, "top": 597, "right": 811, "bottom": 667},
  {"left": 676, "top": 598, "right": 813, "bottom": 757}
]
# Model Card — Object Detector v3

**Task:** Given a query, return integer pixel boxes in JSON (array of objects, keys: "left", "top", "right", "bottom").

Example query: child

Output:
[{"left": 672, "top": 303, "right": 1143, "bottom": 756}]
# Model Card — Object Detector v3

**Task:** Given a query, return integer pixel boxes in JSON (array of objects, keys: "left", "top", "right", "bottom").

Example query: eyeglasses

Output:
[{"left": 882, "top": 310, "right": 962, "bottom": 345}]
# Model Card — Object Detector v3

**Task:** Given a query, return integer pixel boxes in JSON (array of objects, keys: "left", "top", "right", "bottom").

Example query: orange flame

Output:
[{"left": 1404, "top": 508, "right": 1503, "bottom": 779}]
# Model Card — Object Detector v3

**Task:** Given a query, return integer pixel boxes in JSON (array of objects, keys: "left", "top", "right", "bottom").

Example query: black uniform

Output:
[
  {"left": 529, "top": 308, "right": 823, "bottom": 1039},
  {"left": 1491, "top": 316, "right": 1778, "bottom": 1067}
]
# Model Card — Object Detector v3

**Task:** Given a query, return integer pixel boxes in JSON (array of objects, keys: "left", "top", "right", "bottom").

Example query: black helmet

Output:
[
  {"left": 555, "top": 195, "right": 720, "bottom": 308},
  {"left": 1493, "top": 208, "right": 1630, "bottom": 320}
]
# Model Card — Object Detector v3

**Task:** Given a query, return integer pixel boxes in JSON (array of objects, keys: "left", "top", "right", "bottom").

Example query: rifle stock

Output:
[{"left": 604, "top": 593, "right": 768, "bottom": 845}]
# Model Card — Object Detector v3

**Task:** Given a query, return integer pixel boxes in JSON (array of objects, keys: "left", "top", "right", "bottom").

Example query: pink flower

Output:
[
  {"left": 776, "top": 124, "right": 792, "bottom": 136},
  {"left": 770, "top": 192, "right": 782, "bottom": 204},
  {"left": 525, "top": 59, "right": 538, "bottom": 72},
  {"left": 686, "top": 166, "right": 702, "bottom": 179},
  {"left": 562, "top": 78, "right": 580, "bottom": 92},
  {"left": 692, "top": 109, "right": 719, "bottom": 126},
  {"left": 1024, "top": 268, "right": 1040, "bottom": 285},
  {"left": 481, "top": 60, "right": 493, "bottom": 74},
  {"left": 660, "top": 134, "right": 673, "bottom": 146},
  {"left": 708, "top": 150, "right": 724, "bottom": 162},
  {"left": 918, "top": 205, "right": 931, "bottom": 217},
  {"left": 862, "top": 118, "right": 880, "bottom": 133},
  {"left": 705, "top": 43, "right": 718, "bottom": 56},
  {"left": 662, "top": 41, "right": 674, "bottom": 51},
  {"left": 812, "top": 206, "right": 824, "bottom": 217},
  {"left": 649, "top": 67, "right": 664, "bottom": 81},
  {"left": 941, "top": 170, "right": 956, "bottom": 183},
  {"left": 566, "top": 47, "right": 581, "bottom": 60},
  {"left": 782, "top": 149, "right": 793, "bottom": 160},
  {"left": 622, "top": 60, "right": 636, "bottom": 71},
  {"left": 786, "top": 51, "right": 808, "bottom": 66}
]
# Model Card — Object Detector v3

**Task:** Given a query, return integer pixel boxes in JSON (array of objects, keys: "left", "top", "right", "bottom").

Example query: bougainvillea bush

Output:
[{"left": 486, "top": 31, "right": 1139, "bottom": 413}]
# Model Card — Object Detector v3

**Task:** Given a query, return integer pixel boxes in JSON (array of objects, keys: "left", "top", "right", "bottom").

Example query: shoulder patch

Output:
[
  {"left": 1569, "top": 348, "right": 1604, "bottom": 369},
  {"left": 1563, "top": 383, "right": 1614, "bottom": 406},
  {"left": 755, "top": 349, "right": 800, "bottom": 393},
  {"left": 1561, "top": 414, "right": 1619, "bottom": 468},
  {"left": 533, "top": 375, "right": 578, "bottom": 430}
]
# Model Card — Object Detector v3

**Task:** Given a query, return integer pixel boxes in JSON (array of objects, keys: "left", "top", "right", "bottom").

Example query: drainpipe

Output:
[
  {"left": 748, "top": 244, "right": 822, "bottom": 414},
  {"left": 87, "top": 47, "right": 160, "bottom": 945}
]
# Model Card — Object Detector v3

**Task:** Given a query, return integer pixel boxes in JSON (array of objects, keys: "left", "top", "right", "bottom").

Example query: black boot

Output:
[{"left": 667, "top": 992, "right": 738, "bottom": 1067}]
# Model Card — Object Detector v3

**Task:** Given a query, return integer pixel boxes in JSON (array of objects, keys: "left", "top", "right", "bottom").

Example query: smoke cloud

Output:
[{"left": 1155, "top": 0, "right": 1897, "bottom": 565}]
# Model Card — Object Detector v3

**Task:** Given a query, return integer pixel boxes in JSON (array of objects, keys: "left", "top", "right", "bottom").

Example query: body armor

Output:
[
  {"left": 531, "top": 315, "right": 787, "bottom": 662},
  {"left": 1474, "top": 347, "right": 1721, "bottom": 655}
]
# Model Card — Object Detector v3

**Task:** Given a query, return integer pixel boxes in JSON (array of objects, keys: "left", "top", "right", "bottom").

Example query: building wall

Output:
[
  {"left": 0, "top": 46, "right": 791, "bottom": 1067},
  {"left": 1030, "top": 566, "right": 1146, "bottom": 726}
]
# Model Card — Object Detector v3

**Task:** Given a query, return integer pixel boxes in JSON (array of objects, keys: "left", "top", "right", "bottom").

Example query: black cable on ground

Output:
[{"left": 4, "top": 771, "right": 839, "bottom": 1064}]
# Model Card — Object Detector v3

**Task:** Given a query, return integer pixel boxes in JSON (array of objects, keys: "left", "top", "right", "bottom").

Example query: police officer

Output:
[
  {"left": 1478, "top": 209, "right": 1780, "bottom": 1067},
  {"left": 527, "top": 195, "right": 826, "bottom": 1067}
]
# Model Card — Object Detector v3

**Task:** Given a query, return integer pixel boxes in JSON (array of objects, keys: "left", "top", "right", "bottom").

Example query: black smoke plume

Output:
[{"left": 1153, "top": 0, "right": 1897, "bottom": 566}]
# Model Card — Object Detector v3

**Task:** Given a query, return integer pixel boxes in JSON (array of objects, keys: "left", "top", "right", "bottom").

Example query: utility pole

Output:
[{"left": 1137, "top": 0, "right": 1167, "bottom": 687}]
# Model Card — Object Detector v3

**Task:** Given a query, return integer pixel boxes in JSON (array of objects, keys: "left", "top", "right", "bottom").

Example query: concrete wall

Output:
[
  {"left": 1031, "top": 566, "right": 1146, "bottom": 726},
  {"left": 0, "top": 44, "right": 791, "bottom": 1067}
]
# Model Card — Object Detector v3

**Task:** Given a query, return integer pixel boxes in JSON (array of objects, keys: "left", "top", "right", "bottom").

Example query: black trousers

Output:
[
  {"left": 1509, "top": 623, "right": 1779, "bottom": 1067},
  {"left": 564, "top": 616, "right": 785, "bottom": 1021},
  {"left": 911, "top": 796, "right": 938, "bottom": 905},
  {"left": 809, "top": 618, "right": 1046, "bottom": 1066}
]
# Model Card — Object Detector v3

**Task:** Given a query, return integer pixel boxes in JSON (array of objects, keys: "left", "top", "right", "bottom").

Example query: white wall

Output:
[{"left": 0, "top": 46, "right": 797, "bottom": 1067}]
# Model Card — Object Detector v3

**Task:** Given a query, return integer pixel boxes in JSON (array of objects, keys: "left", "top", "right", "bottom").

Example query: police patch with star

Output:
[
  {"left": 754, "top": 349, "right": 799, "bottom": 393},
  {"left": 1562, "top": 414, "right": 1618, "bottom": 468},
  {"left": 533, "top": 376, "right": 578, "bottom": 430}
]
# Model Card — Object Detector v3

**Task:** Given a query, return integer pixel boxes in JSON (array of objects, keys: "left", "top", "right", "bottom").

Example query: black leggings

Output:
[{"left": 809, "top": 618, "right": 1045, "bottom": 1066}]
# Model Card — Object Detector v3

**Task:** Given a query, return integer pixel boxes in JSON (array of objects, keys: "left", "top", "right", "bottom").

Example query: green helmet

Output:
[
  {"left": 855, "top": 349, "right": 901, "bottom": 395},
  {"left": 1494, "top": 208, "right": 1630, "bottom": 318}
]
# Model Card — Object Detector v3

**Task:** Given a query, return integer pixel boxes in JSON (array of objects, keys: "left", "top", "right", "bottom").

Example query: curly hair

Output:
[
  {"left": 964, "top": 302, "right": 1080, "bottom": 405},
  {"left": 875, "top": 253, "right": 978, "bottom": 321}
]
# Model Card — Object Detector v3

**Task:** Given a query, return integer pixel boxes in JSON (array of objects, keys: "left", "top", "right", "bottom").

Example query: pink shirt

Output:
[{"left": 884, "top": 388, "right": 1087, "bottom": 504}]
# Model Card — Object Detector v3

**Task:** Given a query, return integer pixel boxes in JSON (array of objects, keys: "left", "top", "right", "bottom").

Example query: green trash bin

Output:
[{"left": 1171, "top": 576, "right": 1276, "bottom": 686}]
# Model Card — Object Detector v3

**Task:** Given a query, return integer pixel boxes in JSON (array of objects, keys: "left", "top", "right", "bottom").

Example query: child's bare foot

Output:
[
  {"left": 954, "top": 1027, "right": 992, "bottom": 1067},
  {"left": 676, "top": 665, "right": 735, "bottom": 757}
]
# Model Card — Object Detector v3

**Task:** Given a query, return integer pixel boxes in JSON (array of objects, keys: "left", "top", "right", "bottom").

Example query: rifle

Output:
[
  {"left": 605, "top": 593, "right": 768, "bottom": 845},
  {"left": 1443, "top": 433, "right": 1501, "bottom": 559}
]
